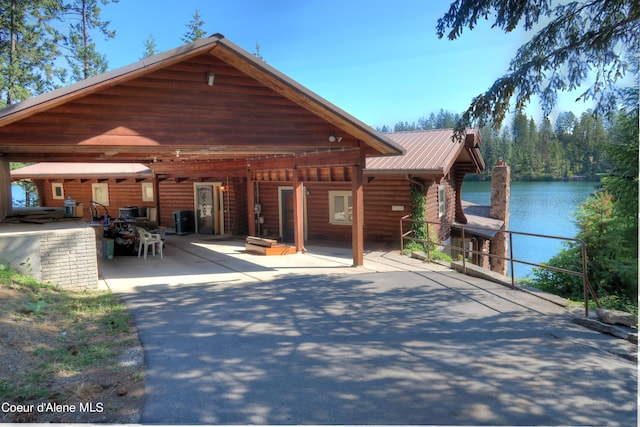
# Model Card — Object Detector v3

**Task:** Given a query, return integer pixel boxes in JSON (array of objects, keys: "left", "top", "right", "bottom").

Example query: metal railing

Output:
[{"left": 400, "top": 215, "right": 601, "bottom": 316}]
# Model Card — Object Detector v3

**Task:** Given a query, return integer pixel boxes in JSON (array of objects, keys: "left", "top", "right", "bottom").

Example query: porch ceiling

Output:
[{"left": 0, "top": 34, "right": 403, "bottom": 165}]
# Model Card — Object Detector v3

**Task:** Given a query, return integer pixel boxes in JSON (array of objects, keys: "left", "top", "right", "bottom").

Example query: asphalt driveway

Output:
[{"left": 108, "top": 240, "right": 637, "bottom": 425}]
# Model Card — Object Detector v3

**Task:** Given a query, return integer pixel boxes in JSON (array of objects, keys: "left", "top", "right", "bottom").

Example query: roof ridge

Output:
[{"left": 383, "top": 128, "right": 455, "bottom": 135}]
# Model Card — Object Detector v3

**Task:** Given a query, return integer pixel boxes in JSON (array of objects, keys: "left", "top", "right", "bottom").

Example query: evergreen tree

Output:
[
  {"left": 602, "top": 87, "right": 639, "bottom": 225},
  {"left": 573, "top": 112, "right": 608, "bottom": 179},
  {"left": 478, "top": 126, "right": 500, "bottom": 175},
  {"left": 511, "top": 111, "right": 531, "bottom": 178},
  {"left": 253, "top": 42, "right": 265, "bottom": 62},
  {"left": 62, "top": 0, "right": 117, "bottom": 82},
  {"left": 181, "top": 8, "right": 207, "bottom": 43},
  {"left": 537, "top": 117, "right": 562, "bottom": 177},
  {"left": 393, "top": 121, "right": 417, "bottom": 132},
  {"left": 141, "top": 35, "right": 157, "bottom": 59},
  {"left": 554, "top": 111, "right": 578, "bottom": 177},
  {"left": 0, "top": 0, "right": 65, "bottom": 105},
  {"left": 9, "top": 163, "right": 38, "bottom": 207}
]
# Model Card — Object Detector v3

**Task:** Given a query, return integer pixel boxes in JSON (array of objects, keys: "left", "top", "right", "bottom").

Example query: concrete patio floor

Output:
[
  {"left": 97, "top": 234, "right": 452, "bottom": 292},
  {"left": 98, "top": 235, "right": 637, "bottom": 425}
]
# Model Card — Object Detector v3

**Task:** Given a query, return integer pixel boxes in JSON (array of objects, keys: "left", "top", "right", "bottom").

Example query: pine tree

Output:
[
  {"left": 0, "top": 0, "right": 65, "bottom": 105},
  {"left": 62, "top": 0, "right": 117, "bottom": 82},
  {"left": 181, "top": 8, "right": 207, "bottom": 43},
  {"left": 141, "top": 35, "right": 157, "bottom": 59}
]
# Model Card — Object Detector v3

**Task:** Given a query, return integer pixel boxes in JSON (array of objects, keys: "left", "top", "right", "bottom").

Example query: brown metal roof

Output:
[{"left": 366, "top": 128, "right": 482, "bottom": 175}]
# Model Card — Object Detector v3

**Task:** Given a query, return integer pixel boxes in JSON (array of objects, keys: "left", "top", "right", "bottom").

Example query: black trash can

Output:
[{"left": 173, "top": 210, "right": 194, "bottom": 234}]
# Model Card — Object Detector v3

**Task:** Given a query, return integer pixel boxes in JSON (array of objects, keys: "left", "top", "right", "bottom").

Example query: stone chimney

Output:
[{"left": 489, "top": 160, "right": 510, "bottom": 275}]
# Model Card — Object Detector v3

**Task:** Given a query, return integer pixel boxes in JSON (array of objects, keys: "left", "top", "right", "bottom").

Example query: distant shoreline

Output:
[{"left": 466, "top": 175, "right": 602, "bottom": 183}]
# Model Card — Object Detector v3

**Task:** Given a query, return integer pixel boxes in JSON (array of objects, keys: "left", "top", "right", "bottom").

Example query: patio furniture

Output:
[{"left": 137, "top": 227, "right": 163, "bottom": 259}]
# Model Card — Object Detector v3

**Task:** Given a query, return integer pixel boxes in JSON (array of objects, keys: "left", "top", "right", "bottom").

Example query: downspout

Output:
[{"left": 405, "top": 175, "right": 424, "bottom": 191}]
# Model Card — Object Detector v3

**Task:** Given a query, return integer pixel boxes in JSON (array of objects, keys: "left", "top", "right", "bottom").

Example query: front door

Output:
[
  {"left": 194, "top": 182, "right": 223, "bottom": 235},
  {"left": 281, "top": 189, "right": 294, "bottom": 243},
  {"left": 279, "top": 186, "right": 306, "bottom": 243}
]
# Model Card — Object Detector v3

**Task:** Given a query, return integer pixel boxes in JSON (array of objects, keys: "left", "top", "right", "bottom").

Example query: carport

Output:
[{"left": 0, "top": 33, "right": 403, "bottom": 266}]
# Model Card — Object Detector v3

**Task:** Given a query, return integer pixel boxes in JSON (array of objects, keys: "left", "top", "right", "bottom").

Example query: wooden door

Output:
[
  {"left": 196, "top": 184, "right": 214, "bottom": 234},
  {"left": 281, "top": 189, "right": 294, "bottom": 242}
]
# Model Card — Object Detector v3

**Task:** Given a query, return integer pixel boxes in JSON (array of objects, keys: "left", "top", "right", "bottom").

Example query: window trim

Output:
[
  {"left": 51, "top": 183, "right": 64, "bottom": 200},
  {"left": 141, "top": 182, "right": 154, "bottom": 202},
  {"left": 328, "top": 190, "right": 352, "bottom": 225},
  {"left": 92, "top": 183, "right": 110, "bottom": 206},
  {"left": 438, "top": 185, "right": 446, "bottom": 218}
]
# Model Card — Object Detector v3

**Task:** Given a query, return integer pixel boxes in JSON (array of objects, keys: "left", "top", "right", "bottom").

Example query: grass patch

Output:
[
  {"left": 0, "top": 265, "right": 143, "bottom": 423},
  {"left": 404, "top": 241, "right": 453, "bottom": 262}
]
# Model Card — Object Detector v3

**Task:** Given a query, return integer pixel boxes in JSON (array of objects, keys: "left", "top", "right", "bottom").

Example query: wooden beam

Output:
[
  {"left": 292, "top": 169, "right": 305, "bottom": 253},
  {"left": 153, "top": 173, "right": 161, "bottom": 226},
  {"left": 247, "top": 170, "right": 256, "bottom": 237},
  {"left": 0, "top": 161, "right": 10, "bottom": 222},
  {"left": 351, "top": 142, "right": 366, "bottom": 267}
]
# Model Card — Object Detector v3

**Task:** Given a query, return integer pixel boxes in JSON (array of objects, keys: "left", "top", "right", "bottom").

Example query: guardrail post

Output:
[
  {"left": 400, "top": 216, "right": 404, "bottom": 255},
  {"left": 509, "top": 232, "right": 515, "bottom": 289},
  {"left": 582, "top": 242, "right": 590, "bottom": 317},
  {"left": 426, "top": 219, "right": 431, "bottom": 263},
  {"left": 461, "top": 226, "right": 466, "bottom": 274}
]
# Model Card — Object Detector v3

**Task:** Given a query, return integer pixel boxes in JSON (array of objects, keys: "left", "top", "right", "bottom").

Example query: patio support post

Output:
[
  {"left": 351, "top": 142, "right": 365, "bottom": 267},
  {"left": 247, "top": 170, "right": 256, "bottom": 237},
  {"left": 153, "top": 173, "right": 161, "bottom": 226},
  {"left": 292, "top": 168, "right": 305, "bottom": 253},
  {"left": 0, "top": 160, "right": 10, "bottom": 222}
]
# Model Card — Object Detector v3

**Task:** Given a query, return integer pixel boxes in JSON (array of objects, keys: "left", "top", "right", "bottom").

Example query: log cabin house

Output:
[{"left": 2, "top": 33, "right": 505, "bottom": 270}]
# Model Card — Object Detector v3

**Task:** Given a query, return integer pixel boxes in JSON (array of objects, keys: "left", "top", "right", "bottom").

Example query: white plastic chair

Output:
[{"left": 137, "top": 227, "right": 163, "bottom": 259}]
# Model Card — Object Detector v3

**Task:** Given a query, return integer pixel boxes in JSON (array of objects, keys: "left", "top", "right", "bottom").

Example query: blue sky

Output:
[{"left": 95, "top": 0, "right": 590, "bottom": 129}]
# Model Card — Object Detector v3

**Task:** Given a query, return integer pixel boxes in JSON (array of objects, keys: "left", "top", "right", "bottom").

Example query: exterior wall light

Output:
[
  {"left": 206, "top": 72, "right": 215, "bottom": 86},
  {"left": 329, "top": 134, "right": 342, "bottom": 143}
]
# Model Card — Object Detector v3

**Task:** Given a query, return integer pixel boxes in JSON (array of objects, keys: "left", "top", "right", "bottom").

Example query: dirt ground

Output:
[{"left": 0, "top": 284, "right": 144, "bottom": 423}]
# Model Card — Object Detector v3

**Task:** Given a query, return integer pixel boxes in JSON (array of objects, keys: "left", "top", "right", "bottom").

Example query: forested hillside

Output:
[{"left": 379, "top": 109, "right": 613, "bottom": 181}]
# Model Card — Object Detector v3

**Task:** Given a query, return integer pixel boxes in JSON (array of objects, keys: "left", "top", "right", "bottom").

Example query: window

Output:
[
  {"left": 329, "top": 191, "right": 352, "bottom": 225},
  {"left": 438, "top": 185, "right": 446, "bottom": 218},
  {"left": 51, "top": 183, "right": 64, "bottom": 200},
  {"left": 92, "top": 183, "right": 109, "bottom": 206},
  {"left": 141, "top": 182, "right": 154, "bottom": 202}
]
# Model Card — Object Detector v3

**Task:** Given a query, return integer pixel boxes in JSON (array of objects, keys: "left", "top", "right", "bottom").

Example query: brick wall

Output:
[{"left": 0, "top": 226, "right": 98, "bottom": 290}]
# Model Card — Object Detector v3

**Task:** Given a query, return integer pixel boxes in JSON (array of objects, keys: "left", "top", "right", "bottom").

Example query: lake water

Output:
[
  {"left": 11, "top": 181, "right": 596, "bottom": 277},
  {"left": 462, "top": 180, "right": 598, "bottom": 278},
  {"left": 11, "top": 183, "right": 27, "bottom": 206}
]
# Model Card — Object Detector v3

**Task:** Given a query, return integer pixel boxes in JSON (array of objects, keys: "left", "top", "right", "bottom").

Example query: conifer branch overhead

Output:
[{"left": 440, "top": 0, "right": 640, "bottom": 138}]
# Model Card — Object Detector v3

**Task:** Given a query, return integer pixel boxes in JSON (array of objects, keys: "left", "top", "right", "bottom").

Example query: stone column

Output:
[{"left": 489, "top": 161, "right": 510, "bottom": 275}]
